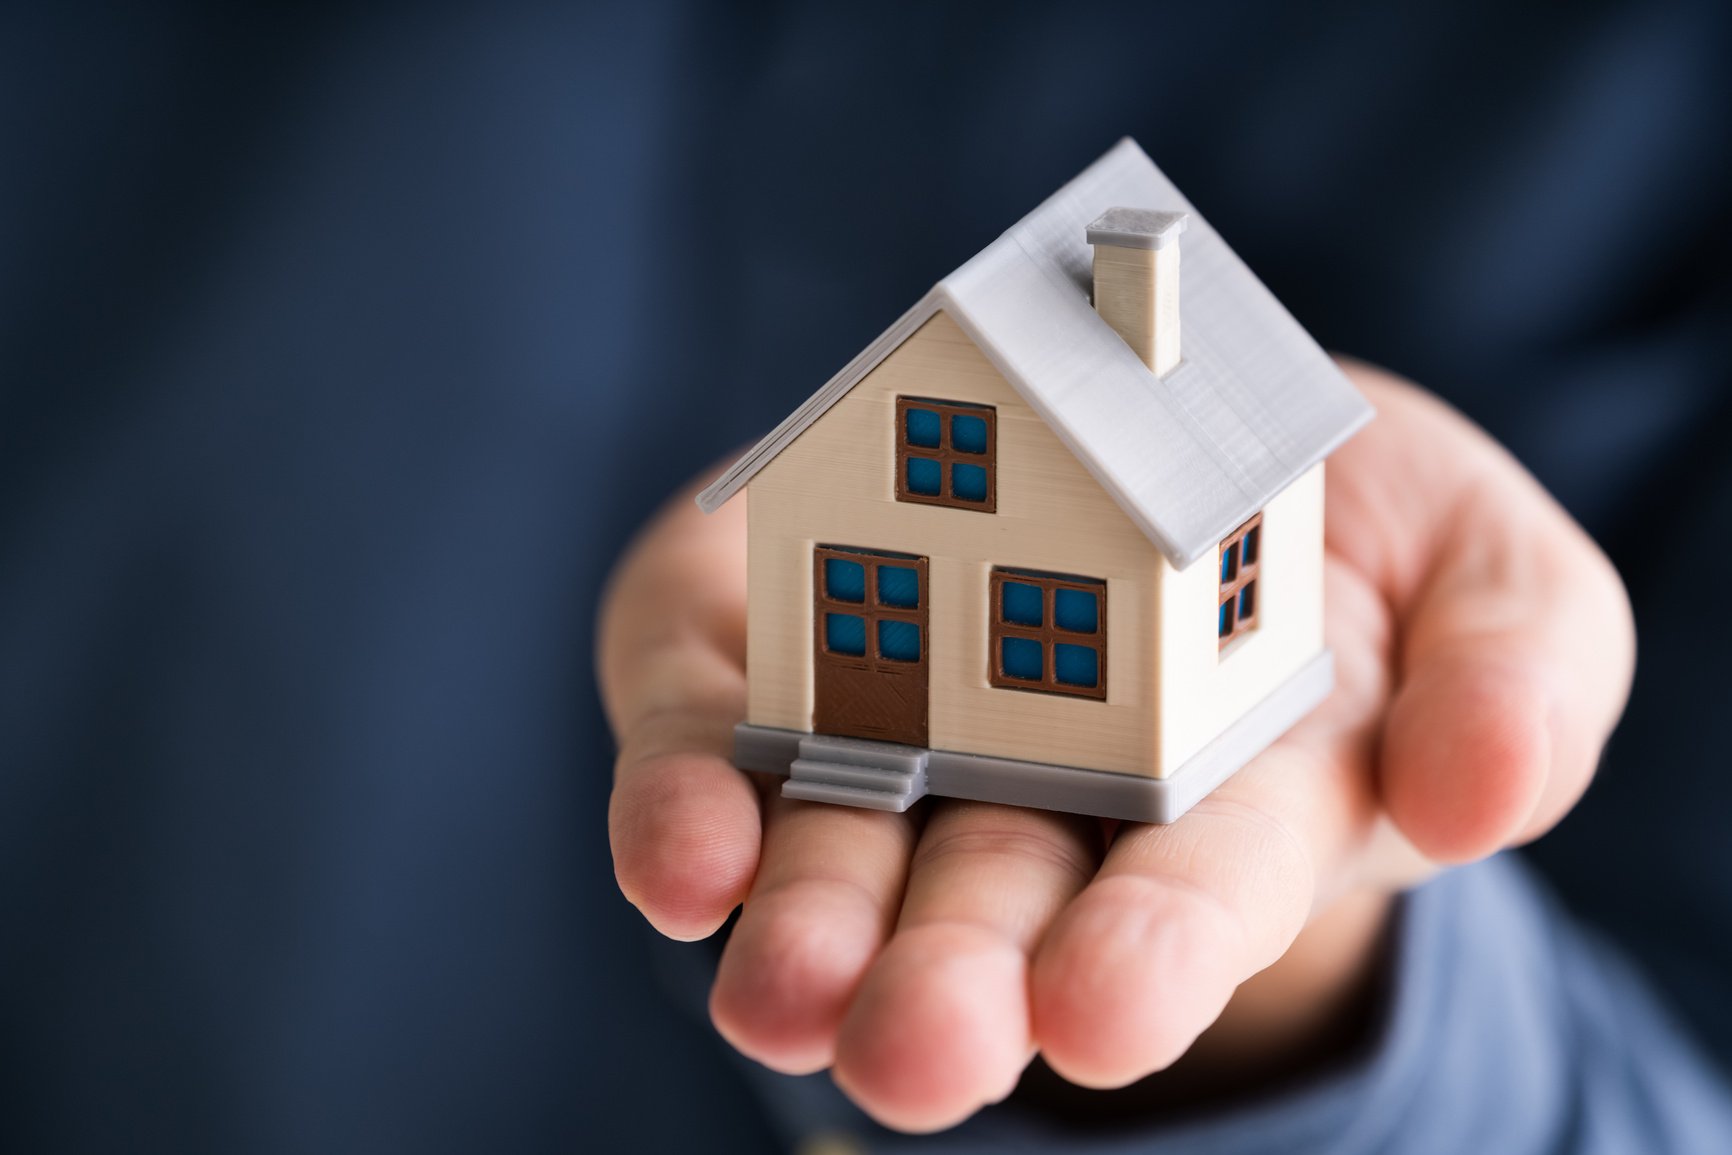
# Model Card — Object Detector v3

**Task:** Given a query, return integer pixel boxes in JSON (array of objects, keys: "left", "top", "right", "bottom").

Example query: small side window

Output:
[{"left": 1218, "top": 513, "right": 1263, "bottom": 650}]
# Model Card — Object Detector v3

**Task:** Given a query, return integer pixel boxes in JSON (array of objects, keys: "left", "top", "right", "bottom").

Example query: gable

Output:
[{"left": 751, "top": 309, "right": 1157, "bottom": 578}]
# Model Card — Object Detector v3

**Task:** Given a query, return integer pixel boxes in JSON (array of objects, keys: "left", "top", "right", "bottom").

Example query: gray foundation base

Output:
[{"left": 733, "top": 650, "right": 1334, "bottom": 824}]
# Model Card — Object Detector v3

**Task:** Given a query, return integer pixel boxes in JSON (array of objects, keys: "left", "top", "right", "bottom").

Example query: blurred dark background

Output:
[{"left": 2, "top": 2, "right": 1729, "bottom": 1151}]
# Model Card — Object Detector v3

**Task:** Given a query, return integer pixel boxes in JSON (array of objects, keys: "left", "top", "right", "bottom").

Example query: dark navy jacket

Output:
[{"left": 3, "top": 3, "right": 1730, "bottom": 1151}]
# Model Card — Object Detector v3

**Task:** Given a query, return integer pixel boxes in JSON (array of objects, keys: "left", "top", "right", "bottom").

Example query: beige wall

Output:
[
  {"left": 1092, "top": 242, "right": 1182, "bottom": 376},
  {"left": 1157, "top": 463, "right": 1326, "bottom": 774},
  {"left": 745, "top": 309, "right": 1326, "bottom": 779}
]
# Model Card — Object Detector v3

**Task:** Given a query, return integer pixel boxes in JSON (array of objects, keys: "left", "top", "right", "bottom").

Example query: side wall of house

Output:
[
  {"left": 746, "top": 310, "right": 1166, "bottom": 777},
  {"left": 1157, "top": 462, "right": 1326, "bottom": 776}
]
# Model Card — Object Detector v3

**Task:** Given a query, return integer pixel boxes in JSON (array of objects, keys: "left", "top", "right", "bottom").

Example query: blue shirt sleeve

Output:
[{"left": 716, "top": 855, "right": 1732, "bottom": 1153}]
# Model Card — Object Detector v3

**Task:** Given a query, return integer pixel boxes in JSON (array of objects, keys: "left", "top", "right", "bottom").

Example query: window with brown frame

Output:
[
  {"left": 813, "top": 546, "right": 927, "bottom": 668},
  {"left": 988, "top": 568, "right": 1106, "bottom": 700},
  {"left": 1218, "top": 513, "right": 1262, "bottom": 650},
  {"left": 895, "top": 396, "right": 996, "bottom": 512}
]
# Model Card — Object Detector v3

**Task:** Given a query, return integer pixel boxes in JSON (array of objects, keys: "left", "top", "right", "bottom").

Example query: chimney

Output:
[{"left": 1086, "top": 208, "right": 1189, "bottom": 376}]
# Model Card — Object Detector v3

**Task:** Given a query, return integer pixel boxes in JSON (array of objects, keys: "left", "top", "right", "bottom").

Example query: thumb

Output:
[{"left": 1332, "top": 366, "right": 1634, "bottom": 864}]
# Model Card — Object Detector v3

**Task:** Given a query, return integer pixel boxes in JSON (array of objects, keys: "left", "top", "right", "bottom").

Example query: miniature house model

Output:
[{"left": 697, "top": 139, "right": 1371, "bottom": 822}]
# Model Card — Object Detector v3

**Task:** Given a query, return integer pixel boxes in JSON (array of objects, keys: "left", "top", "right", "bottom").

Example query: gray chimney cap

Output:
[{"left": 1086, "top": 207, "right": 1190, "bottom": 250}]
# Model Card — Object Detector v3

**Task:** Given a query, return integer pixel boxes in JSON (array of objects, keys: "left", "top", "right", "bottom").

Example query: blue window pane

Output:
[
  {"left": 1002, "top": 581, "right": 1043, "bottom": 626},
  {"left": 951, "top": 413, "right": 988, "bottom": 454},
  {"left": 1242, "top": 526, "right": 1260, "bottom": 566},
  {"left": 905, "top": 407, "right": 941, "bottom": 448},
  {"left": 1002, "top": 636, "right": 1043, "bottom": 681},
  {"left": 826, "top": 613, "right": 865, "bottom": 656},
  {"left": 1220, "top": 547, "right": 1237, "bottom": 583},
  {"left": 878, "top": 620, "right": 921, "bottom": 662},
  {"left": 877, "top": 564, "right": 919, "bottom": 608},
  {"left": 1054, "top": 643, "right": 1099, "bottom": 688},
  {"left": 906, "top": 456, "right": 941, "bottom": 496},
  {"left": 1238, "top": 581, "right": 1256, "bottom": 620},
  {"left": 1218, "top": 600, "right": 1233, "bottom": 638},
  {"left": 952, "top": 462, "right": 988, "bottom": 503},
  {"left": 1054, "top": 587, "right": 1098, "bottom": 633},
  {"left": 824, "top": 558, "right": 865, "bottom": 603}
]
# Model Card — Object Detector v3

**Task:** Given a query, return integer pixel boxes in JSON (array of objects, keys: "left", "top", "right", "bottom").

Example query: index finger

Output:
[{"left": 599, "top": 478, "right": 761, "bottom": 941}]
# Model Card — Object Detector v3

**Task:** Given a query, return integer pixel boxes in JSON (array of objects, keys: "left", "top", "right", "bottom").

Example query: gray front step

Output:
[
  {"left": 788, "top": 758, "right": 920, "bottom": 793},
  {"left": 782, "top": 778, "right": 921, "bottom": 813},
  {"left": 783, "top": 735, "right": 930, "bottom": 812}
]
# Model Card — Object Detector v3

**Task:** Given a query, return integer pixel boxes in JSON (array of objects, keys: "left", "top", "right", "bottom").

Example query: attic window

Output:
[
  {"left": 896, "top": 397, "right": 996, "bottom": 512},
  {"left": 1218, "top": 513, "right": 1262, "bottom": 651}
]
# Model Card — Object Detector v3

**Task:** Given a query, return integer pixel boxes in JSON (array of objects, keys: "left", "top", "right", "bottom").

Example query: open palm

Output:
[{"left": 599, "top": 362, "right": 1633, "bottom": 1132}]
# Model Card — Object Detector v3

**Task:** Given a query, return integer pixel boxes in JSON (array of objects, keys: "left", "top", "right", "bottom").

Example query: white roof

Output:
[{"left": 696, "top": 138, "right": 1372, "bottom": 569}]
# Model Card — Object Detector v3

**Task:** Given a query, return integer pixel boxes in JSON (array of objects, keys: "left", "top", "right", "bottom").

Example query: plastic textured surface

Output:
[
  {"left": 696, "top": 138, "right": 1374, "bottom": 570},
  {"left": 737, "top": 650, "right": 1333, "bottom": 823}
]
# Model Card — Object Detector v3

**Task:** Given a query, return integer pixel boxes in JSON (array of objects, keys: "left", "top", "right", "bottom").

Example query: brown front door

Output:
[{"left": 812, "top": 546, "right": 928, "bottom": 747}]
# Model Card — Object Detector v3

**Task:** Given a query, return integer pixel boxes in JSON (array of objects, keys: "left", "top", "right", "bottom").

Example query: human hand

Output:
[{"left": 598, "top": 362, "right": 1633, "bottom": 1131}]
